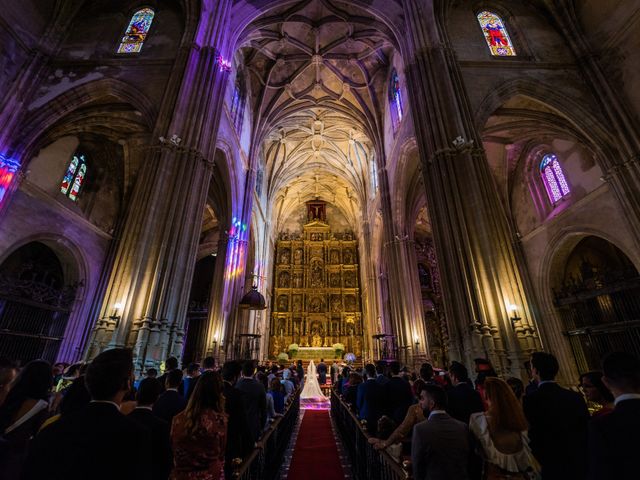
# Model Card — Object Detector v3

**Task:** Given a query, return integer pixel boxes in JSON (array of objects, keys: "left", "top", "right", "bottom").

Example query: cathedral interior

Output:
[{"left": 1, "top": 0, "right": 639, "bottom": 384}]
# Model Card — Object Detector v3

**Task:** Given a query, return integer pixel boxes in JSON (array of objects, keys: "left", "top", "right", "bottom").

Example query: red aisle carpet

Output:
[{"left": 287, "top": 409, "right": 345, "bottom": 480}]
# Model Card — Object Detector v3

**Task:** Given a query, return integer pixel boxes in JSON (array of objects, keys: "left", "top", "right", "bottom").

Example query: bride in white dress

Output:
[{"left": 300, "top": 360, "right": 327, "bottom": 401}]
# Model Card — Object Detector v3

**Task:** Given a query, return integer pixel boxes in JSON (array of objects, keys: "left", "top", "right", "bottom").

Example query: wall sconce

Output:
[
  {"left": 508, "top": 304, "right": 521, "bottom": 328},
  {"left": 110, "top": 302, "right": 124, "bottom": 328},
  {"left": 414, "top": 336, "right": 420, "bottom": 351}
]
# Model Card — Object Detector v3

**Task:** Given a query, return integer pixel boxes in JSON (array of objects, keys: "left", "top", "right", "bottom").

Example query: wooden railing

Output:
[
  {"left": 330, "top": 389, "right": 412, "bottom": 480},
  {"left": 231, "top": 389, "right": 300, "bottom": 480}
]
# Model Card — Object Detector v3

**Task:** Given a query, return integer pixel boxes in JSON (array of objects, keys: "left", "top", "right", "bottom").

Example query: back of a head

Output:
[
  {"left": 484, "top": 377, "right": 528, "bottom": 432},
  {"left": 603, "top": 351, "right": 640, "bottom": 393},
  {"left": 530, "top": 352, "right": 559, "bottom": 381},
  {"left": 0, "top": 359, "right": 51, "bottom": 430},
  {"left": 166, "top": 368, "right": 183, "bottom": 388},
  {"left": 187, "top": 363, "right": 200, "bottom": 376},
  {"left": 270, "top": 378, "right": 283, "bottom": 392},
  {"left": 137, "top": 377, "right": 163, "bottom": 405},
  {"left": 389, "top": 361, "right": 401, "bottom": 376},
  {"left": 222, "top": 361, "right": 242, "bottom": 382},
  {"left": 146, "top": 368, "right": 158, "bottom": 378},
  {"left": 165, "top": 356, "right": 179, "bottom": 371},
  {"left": 449, "top": 361, "right": 469, "bottom": 382},
  {"left": 420, "top": 363, "right": 434, "bottom": 381},
  {"left": 202, "top": 356, "right": 215, "bottom": 370},
  {"left": 187, "top": 371, "right": 224, "bottom": 414},
  {"left": 365, "top": 363, "right": 376, "bottom": 379},
  {"left": 349, "top": 372, "right": 363, "bottom": 385},
  {"left": 0, "top": 356, "right": 16, "bottom": 386},
  {"left": 506, "top": 377, "right": 524, "bottom": 400},
  {"left": 421, "top": 383, "right": 448, "bottom": 409},
  {"left": 242, "top": 360, "right": 256, "bottom": 378},
  {"left": 86, "top": 348, "right": 133, "bottom": 401}
]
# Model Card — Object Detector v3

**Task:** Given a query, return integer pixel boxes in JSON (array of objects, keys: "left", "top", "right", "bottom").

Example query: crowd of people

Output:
[
  {"left": 334, "top": 351, "right": 640, "bottom": 480},
  {"left": 0, "top": 349, "right": 638, "bottom": 480},
  {"left": 0, "top": 352, "right": 302, "bottom": 480}
]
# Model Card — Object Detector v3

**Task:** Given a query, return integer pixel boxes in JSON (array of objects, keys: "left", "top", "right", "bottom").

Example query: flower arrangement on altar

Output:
[
  {"left": 333, "top": 343, "right": 345, "bottom": 358},
  {"left": 344, "top": 352, "right": 356, "bottom": 364},
  {"left": 277, "top": 352, "right": 289, "bottom": 363}
]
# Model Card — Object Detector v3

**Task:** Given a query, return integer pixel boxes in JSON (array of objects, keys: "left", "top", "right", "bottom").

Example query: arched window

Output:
[
  {"left": 61, "top": 153, "right": 87, "bottom": 202},
  {"left": 477, "top": 11, "right": 516, "bottom": 57},
  {"left": 117, "top": 8, "right": 155, "bottom": 54},
  {"left": 540, "top": 153, "right": 570, "bottom": 204},
  {"left": 389, "top": 69, "right": 404, "bottom": 133},
  {"left": 230, "top": 75, "right": 246, "bottom": 131}
]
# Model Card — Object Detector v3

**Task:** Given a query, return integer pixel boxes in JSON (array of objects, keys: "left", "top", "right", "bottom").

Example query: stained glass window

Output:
[
  {"left": 61, "top": 154, "right": 87, "bottom": 202},
  {"left": 540, "top": 153, "right": 570, "bottom": 204},
  {"left": 389, "top": 69, "right": 404, "bottom": 132},
  {"left": 230, "top": 76, "right": 246, "bottom": 131},
  {"left": 477, "top": 11, "right": 516, "bottom": 57},
  {"left": 117, "top": 8, "right": 155, "bottom": 54}
]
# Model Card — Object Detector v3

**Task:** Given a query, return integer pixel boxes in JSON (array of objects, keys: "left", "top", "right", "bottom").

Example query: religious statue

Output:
[
  {"left": 343, "top": 249, "right": 353, "bottom": 264},
  {"left": 345, "top": 295, "right": 356, "bottom": 311},
  {"left": 330, "top": 272, "right": 341, "bottom": 288},
  {"left": 310, "top": 297, "right": 322, "bottom": 313},
  {"left": 344, "top": 271, "right": 355, "bottom": 288},
  {"left": 330, "top": 250, "right": 340, "bottom": 264},
  {"left": 279, "top": 271, "right": 290, "bottom": 288},
  {"left": 331, "top": 295, "right": 341, "bottom": 313},
  {"left": 277, "top": 295, "right": 288, "bottom": 311},
  {"left": 294, "top": 248, "right": 303, "bottom": 264},
  {"left": 293, "top": 296, "right": 302, "bottom": 312},
  {"left": 280, "top": 249, "right": 290, "bottom": 264},
  {"left": 293, "top": 273, "right": 303, "bottom": 288},
  {"left": 312, "top": 333, "right": 323, "bottom": 347},
  {"left": 311, "top": 263, "right": 323, "bottom": 287}
]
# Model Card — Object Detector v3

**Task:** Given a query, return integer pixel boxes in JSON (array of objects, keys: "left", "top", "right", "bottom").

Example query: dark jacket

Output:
[
  {"left": 356, "top": 379, "right": 384, "bottom": 435},
  {"left": 128, "top": 407, "right": 172, "bottom": 480},
  {"left": 235, "top": 377, "right": 267, "bottom": 441},
  {"left": 383, "top": 376, "right": 415, "bottom": 425},
  {"left": 223, "top": 381, "right": 254, "bottom": 466},
  {"left": 523, "top": 382, "right": 589, "bottom": 480},
  {"left": 152, "top": 389, "right": 187, "bottom": 424},
  {"left": 411, "top": 413, "right": 470, "bottom": 480},
  {"left": 446, "top": 382, "right": 484, "bottom": 424},
  {"left": 23, "top": 402, "right": 152, "bottom": 480},
  {"left": 588, "top": 398, "right": 640, "bottom": 480}
]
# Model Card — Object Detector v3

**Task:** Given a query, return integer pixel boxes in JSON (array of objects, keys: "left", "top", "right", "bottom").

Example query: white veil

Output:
[{"left": 300, "top": 360, "right": 326, "bottom": 400}]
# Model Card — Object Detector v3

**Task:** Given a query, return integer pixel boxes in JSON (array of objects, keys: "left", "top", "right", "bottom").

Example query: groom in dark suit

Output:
[{"left": 317, "top": 358, "right": 328, "bottom": 385}]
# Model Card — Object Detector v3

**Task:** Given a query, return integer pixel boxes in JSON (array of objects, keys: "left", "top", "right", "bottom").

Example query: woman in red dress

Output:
[{"left": 170, "top": 371, "right": 228, "bottom": 480}]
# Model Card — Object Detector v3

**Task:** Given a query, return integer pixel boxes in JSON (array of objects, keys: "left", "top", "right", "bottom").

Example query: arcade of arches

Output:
[{"left": 1, "top": 0, "right": 640, "bottom": 386}]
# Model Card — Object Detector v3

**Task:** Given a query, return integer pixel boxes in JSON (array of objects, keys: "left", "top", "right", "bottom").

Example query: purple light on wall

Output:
[{"left": 216, "top": 54, "right": 231, "bottom": 73}]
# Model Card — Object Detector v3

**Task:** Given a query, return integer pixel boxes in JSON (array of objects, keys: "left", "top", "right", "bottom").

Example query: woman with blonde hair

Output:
[
  {"left": 469, "top": 377, "right": 539, "bottom": 479},
  {"left": 170, "top": 371, "right": 228, "bottom": 479}
]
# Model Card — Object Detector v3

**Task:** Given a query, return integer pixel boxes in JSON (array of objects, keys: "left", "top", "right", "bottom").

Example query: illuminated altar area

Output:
[{"left": 269, "top": 200, "right": 364, "bottom": 360}]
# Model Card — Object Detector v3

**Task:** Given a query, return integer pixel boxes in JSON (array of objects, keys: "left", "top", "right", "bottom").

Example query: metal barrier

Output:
[
  {"left": 232, "top": 389, "right": 300, "bottom": 480},
  {"left": 330, "top": 389, "right": 412, "bottom": 480}
]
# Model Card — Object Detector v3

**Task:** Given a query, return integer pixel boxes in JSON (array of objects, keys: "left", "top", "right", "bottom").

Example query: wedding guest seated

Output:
[
  {"left": 469, "top": 377, "right": 539, "bottom": 479},
  {"left": 523, "top": 352, "right": 589, "bottom": 480},
  {"left": 579, "top": 371, "right": 614, "bottom": 417},
  {"left": 153, "top": 368, "right": 186, "bottom": 424},
  {"left": 170, "top": 371, "right": 228, "bottom": 480},
  {"left": 129, "top": 378, "right": 172, "bottom": 480},
  {"left": 0, "top": 357, "right": 17, "bottom": 408},
  {"left": 23, "top": 348, "right": 152, "bottom": 480},
  {"left": 0, "top": 360, "right": 52, "bottom": 480},
  {"left": 411, "top": 384, "right": 470, "bottom": 480},
  {"left": 588, "top": 352, "right": 640, "bottom": 480}
]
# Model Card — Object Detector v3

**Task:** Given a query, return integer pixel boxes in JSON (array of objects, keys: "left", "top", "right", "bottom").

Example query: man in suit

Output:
[
  {"left": 157, "top": 356, "right": 178, "bottom": 393},
  {"left": 317, "top": 358, "right": 328, "bottom": 385},
  {"left": 179, "top": 362, "right": 200, "bottom": 399},
  {"left": 588, "top": 351, "right": 640, "bottom": 480},
  {"left": 129, "top": 377, "right": 172, "bottom": 480},
  {"left": 411, "top": 384, "right": 470, "bottom": 480},
  {"left": 222, "top": 361, "right": 254, "bottom": 479},
  {"left": 446, "top": 361, "right": 484, "bottom": 424},
  {"left": 375, "top": 360, "right": 389, "bottom": 385},
  {"left": 236, "top": 360, "right": 267, "bottom": 441},
  {"left": 523, "top": 352, "right": 589, "bottom": 480},
  {"left": 23, "top": 348, "right": 152, "bottom": 480},
  {"left": 383, "top": 361, "right": 414, "bottom": 424},
  {"left": 153, "top": 368, "right": 186, "bottom": 424},
  {"left": 357, "top": 363, "right": 384, "bottom": 435}
]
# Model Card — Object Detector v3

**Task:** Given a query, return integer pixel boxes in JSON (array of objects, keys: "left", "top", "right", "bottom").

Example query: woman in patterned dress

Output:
[{"left": 170, "top": 371, "right": 228, "bottom": 479}]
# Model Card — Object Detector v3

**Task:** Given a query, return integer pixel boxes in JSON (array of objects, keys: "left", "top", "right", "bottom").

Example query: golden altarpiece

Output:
[{"left": 269, "top": 201, "right": 363, "bottom": 359}]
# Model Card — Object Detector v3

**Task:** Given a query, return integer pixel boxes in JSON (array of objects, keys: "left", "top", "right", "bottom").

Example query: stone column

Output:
[
  {"left": 543, "top": 0, "right": 640, "bottom": 244},
  {"left": 358, "top": 220, "right": 380, "bottom": 360},
  {"left": 86, "top": 0, "right": 234, "bottom": 373},
  {"left": 401, "top": 0, "right": 541, "bottom": 376}
]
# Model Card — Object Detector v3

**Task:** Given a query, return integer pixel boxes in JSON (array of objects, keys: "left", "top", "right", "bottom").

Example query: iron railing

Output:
[
  {"left": 231, "top": 388, "right": 300, "bottom": 480},
  {"left": 330, "top": 389, "right": 412, "bottom": 480}
]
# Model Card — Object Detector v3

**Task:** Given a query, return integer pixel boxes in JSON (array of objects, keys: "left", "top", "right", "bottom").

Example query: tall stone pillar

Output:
[
  {"left": 401, "top": 0, "right": 541, "bottom": 376},
  {"left": 359, "top": 220, "right": 381, "bottom": 360},
  {"left": 543, "top": 0, "right": 640, "bottom": 243},
  {"left": 377, "top": 165, "right": 429, "bottom": 364},
  {"left": 86, "top": 0, "right": 233, "bottom": 372}
]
